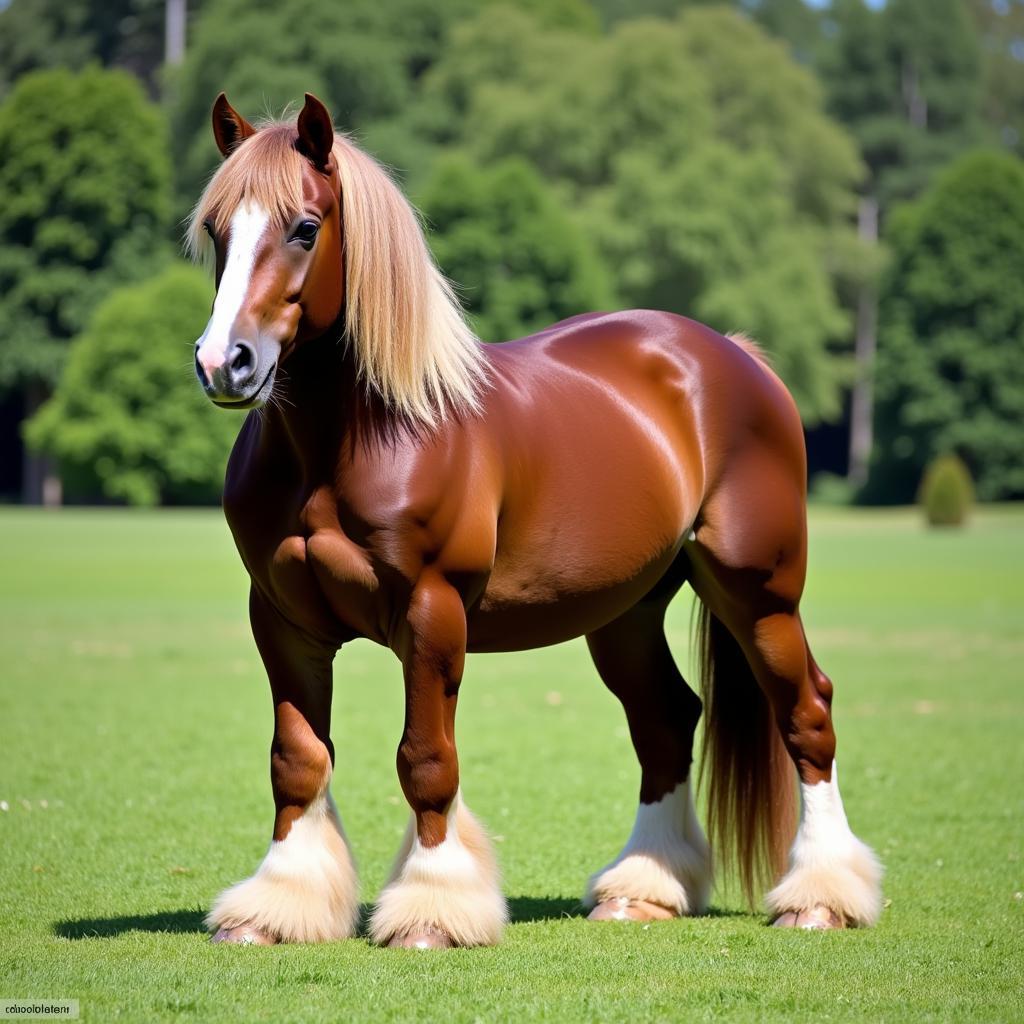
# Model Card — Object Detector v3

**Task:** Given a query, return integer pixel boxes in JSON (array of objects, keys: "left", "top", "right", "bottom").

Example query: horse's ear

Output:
[
  {"left": 212, "top": 93, "right": 255, "bottom": 158},
  {"left": 296, "top": 93, "right": 334, "bottom": 170}
]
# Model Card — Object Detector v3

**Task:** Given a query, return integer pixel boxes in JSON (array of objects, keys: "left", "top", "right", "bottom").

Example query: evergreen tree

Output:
[{"left": 821, "top": 0, "right": 985, "bottom": 206}]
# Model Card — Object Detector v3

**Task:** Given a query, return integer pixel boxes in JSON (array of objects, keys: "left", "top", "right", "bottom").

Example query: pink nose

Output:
[
  {"left": 197, "top": 347, "right": 226, "bottom": 379},
  {"left": 195, "top": 339, "right": 259, "bottom": 394}
]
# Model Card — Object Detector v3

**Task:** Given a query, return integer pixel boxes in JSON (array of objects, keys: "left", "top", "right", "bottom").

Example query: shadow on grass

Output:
[
  {"left": 53, "top": 898, "right": 586, "bottom": 941},
  {"left": 509, "top": 895, "right": 585, "bottom": 923},
  {"left": 505, "top": 897, "right": 749, "bottom": 923},
  {"left": 54, "top": 909, "right": 206, "bottom": 940},
  {"left": 54, "top": 898, "right": 747, "bottom": 940}
]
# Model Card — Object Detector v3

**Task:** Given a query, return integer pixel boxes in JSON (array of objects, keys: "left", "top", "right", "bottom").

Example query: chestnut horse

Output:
[{"left": 190, "top": 93, "right": 881, "bottom": 948}]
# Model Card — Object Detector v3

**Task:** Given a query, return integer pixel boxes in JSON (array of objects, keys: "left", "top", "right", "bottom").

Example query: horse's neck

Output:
[
  {"left": 266, "top": 335, "right": 349, "bottom": 454},
  {"left": 264, "top": 334, "right": 391, "bottom": 477}
]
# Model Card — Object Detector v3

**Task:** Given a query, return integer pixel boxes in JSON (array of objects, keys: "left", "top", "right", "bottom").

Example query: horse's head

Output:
[
  {"left": 191, "top": 93, "right": 344, "bottom": 408},
  {"left": 189, "top": 93, "right": 484, "bottom": 424}
]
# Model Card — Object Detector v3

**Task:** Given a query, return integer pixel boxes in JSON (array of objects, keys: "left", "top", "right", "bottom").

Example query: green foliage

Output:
[
  {"left": 809, "top": 471, "right": 857, "bottom": 506},
  {"left": 167, "top": 0, "right": 597, "bottom": 212},
  {"left": 423, "top": 5, "right": 861, "bottom": 421},
  {"left": 0, "top": 0, "right": 168, "bottom": 98},
  {"left": 421, "top": 156, "right": 614, "bottom": 341},
  {"left": 0, "top": 66, "right": 172, "bottom": 392},
  {"left": 919, "top": 453, "right": 974, "bottom": 527},
  {"left": 821, "top": 0, "right": 985, "bottom": 206},
  {"left": 968, "top": 0, "right": 1024, "bottom": 155},
  {"left": 25, "top": 265, "right": 242, "bottom": 506},
  {"left": 743, "top": 0, "right": 825, "bottom": 65},
  {"left": 0, "top": 0, "right": 1013, "bottom": 508},
  {"left": 872, "top": 150, "right": 1024, "bottom": 502}
]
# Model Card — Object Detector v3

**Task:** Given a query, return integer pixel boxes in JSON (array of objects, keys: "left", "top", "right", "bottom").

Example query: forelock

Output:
[{"left": 186, "top": 122, "right": 305, "bottom": 262}]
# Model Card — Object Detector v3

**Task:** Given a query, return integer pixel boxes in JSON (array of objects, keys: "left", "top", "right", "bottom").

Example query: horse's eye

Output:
[
  {"left": 202, "top": 220, "right": 215, "bottom": 239},
  {"left": 291, "top": 220, "right": 320, "bottom": 249}
]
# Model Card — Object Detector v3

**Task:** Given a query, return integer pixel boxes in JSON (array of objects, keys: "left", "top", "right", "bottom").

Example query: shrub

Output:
[
  {"left": 25, "top": 264, "right": 243, "bottom": 506},
  {"left": 918, "top": 453, "right": 974, "bottom": 527},
  {"left": 809, "top": 472, "right": 857, "bottom": 506}
]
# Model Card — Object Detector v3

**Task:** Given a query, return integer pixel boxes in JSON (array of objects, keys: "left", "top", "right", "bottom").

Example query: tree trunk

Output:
[
  {"left": 165, "top": 0, "right": 187, "bottom": 66},
  {"left": 847, "top": 195, "right": 879, "bottom": 489},
  {"left": 21, "top": 383, "right": 62, "bottom": 507}
]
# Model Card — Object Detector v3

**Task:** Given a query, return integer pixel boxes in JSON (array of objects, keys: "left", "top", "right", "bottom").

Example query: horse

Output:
[{"left": 188, "top": 92, "right": 882, "bottom": 948}]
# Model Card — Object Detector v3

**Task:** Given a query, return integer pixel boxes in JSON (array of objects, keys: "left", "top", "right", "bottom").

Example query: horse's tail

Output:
[{"left": 695, "top": 601, "right": 796, "bottom": 906}]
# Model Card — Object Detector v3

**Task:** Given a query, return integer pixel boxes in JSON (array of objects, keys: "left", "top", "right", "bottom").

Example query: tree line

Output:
[{"left": 0, "top": 0, "right": 1021, "bottom": 505}]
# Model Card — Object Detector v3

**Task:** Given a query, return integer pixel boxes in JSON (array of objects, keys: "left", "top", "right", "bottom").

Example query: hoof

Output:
[
  {"left": 211, "top": 924, "right": 279, "bottom": 946},
  {"left": 771, "top": 905, "right": 846, "bottom": 930},
  {"left": 587, "top": 897, "right": 676, "bottom": 923},
  {"left": 386, "top": 925, "right": 454, "bottom": 950}
]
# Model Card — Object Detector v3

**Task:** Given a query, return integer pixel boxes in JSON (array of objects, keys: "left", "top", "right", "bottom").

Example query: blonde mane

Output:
[{"left": 187, "top": 121, "right": 486, "bottom": 426}]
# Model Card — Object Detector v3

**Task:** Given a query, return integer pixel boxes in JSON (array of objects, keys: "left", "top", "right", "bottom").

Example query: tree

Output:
[
  {"left": 0, "top": 0, "right": 173, "bottom": 99},
  {"left": 968, "top": 0, "right": 1024, "bottom": 154},
  {"left": 167, "top": 0, "right": 597, "bottom": 214},
  {"left": 741, "top": 0, "right": 825, "bottom": 66},
  {"left": 870, "top": 150, "right": 1024, "bottom": 502},
  {"left": 0, "top": 66, "right": 172, "bottom": 501},
  {"left": 421, "top": 156, "right": 614, "bottom": 341},
  {"left": 821, "top": 0, "right": 985, "bottom": 207},
  {"left": 25, "top": 264, "right": 243, "bottom": 506},
  {"left": 815, "top": 0, "right": 987, "bottom": 484},
  {"left": 420, "top": 6, "right": 863, "bottom": 422}
]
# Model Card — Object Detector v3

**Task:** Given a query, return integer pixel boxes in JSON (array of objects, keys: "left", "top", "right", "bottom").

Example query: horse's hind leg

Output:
[
  {"left": 689, "top": 451, "right": 882, "bottom": 928},
  {"left": 583, "top": 581, "right": 713, "bottom": 921}
]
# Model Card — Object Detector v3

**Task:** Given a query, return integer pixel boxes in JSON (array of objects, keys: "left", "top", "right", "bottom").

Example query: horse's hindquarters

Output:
[{"left": 469, "top": 344, "right": 706, "bottom": 652}]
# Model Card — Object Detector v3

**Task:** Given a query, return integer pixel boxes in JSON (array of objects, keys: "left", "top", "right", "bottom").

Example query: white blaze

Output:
[{"left": 195, "top": 202, "right": 270, "bottom": 375}]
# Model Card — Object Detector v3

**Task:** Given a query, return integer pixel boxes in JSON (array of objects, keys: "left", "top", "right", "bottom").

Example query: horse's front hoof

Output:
[
  {"left": 771, "top": 905, "right": 846, "bottom": 930},
  {"left": 211, "top": 924, "right": 279, "bottom": 945},
  {"left": 588, "top": 897, "right": 676, "bottom": 922},
  {"left": 386, "top": 925, "right": 454, "bottom": 949}
]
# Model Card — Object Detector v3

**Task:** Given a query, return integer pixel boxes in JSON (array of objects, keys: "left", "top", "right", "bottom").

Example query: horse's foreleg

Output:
[
  {"left": 583, "top": 598, "right": 712, "bottom": 922},
  {"left": 368, "top": 574, "right": 507, "bottom": 949},
  {"left": 206, "top": 589, "right": 358, "bottom": 944}
]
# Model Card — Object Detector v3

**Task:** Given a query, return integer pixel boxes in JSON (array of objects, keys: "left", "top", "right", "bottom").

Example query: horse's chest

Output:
[{"left": 263, "top": 525, "right": 384, "bottom": 644}]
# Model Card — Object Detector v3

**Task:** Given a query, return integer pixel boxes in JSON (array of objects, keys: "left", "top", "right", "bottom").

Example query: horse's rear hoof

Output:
[
  {"left": 211, "top": 924, "right": 279, "bottom": 945},
  {"left": 771, "top": 906, "right": 846, "bottom": 930},
  {"left": 386, "top": 925, "right": 454, "bottom": 949},
  {"left": 588, "top": 897, "right": 676, "bottom": 922}
]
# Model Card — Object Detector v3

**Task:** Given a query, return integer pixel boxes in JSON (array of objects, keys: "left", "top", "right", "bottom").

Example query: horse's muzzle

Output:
[{"left": 195, "top": 340, "right": 275, "bottom": 409}]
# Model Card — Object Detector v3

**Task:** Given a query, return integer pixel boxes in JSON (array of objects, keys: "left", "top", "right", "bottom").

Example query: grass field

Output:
[{"left": 0, "top": 505, "right": 1022, "bottom": 1022}]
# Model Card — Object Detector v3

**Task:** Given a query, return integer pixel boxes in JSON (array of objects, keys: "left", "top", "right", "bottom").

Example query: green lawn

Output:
[{"left": 0, "top": 505, "right": 1022, "bottom": 1022}]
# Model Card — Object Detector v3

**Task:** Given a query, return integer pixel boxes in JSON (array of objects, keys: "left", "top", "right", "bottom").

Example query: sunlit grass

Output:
[{"left": 0, "top": 505, "right": 1021, "bottom": 1022}]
